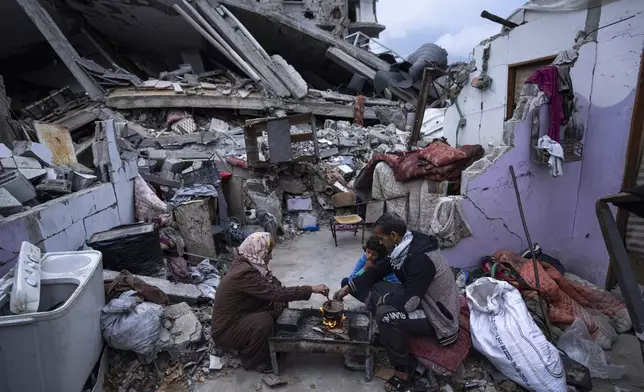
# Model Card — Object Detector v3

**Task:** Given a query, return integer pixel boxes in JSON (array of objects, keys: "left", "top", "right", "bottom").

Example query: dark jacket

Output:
[
  {"left": 211, "top": 260, "right": 312, "bottom": 338},
  {"left": 348, "top": 232, "right": 459, "bottom": 345}
]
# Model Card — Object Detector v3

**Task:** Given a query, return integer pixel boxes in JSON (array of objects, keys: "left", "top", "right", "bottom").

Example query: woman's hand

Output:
[
  {"left": 311, "top": 284, "right": 330, "bottom": 296},
  {"left": 333, "top": 286, "right": 350, "bottom": 301}
]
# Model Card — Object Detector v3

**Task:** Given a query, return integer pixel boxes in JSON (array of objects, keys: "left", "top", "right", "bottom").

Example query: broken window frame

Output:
[{"left": 505, "top": 55, "right": 557, "bottom": 120}]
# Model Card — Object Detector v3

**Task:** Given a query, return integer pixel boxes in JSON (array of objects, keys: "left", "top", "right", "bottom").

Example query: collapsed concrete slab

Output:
[
  {"left": 105, "top": 89, "right": 381, "bottom": 120},
  {"left": 103, "top": 270, "right": 202, "bottom": 304}
]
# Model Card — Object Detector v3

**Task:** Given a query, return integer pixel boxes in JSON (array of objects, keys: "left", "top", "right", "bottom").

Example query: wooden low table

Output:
[{"left": 269, "top": 308, "right": 375, "bottom": 381}]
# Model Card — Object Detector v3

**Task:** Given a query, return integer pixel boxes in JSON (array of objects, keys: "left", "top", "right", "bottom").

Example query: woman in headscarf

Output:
[{"left": 211, "top": 232, "right": 329, "bottom": 373}]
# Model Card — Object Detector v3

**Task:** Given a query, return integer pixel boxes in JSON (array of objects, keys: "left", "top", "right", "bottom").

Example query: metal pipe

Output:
[
  {"left": 174, "top": 3, "right": 261, "bottom": 83},
  {"left": 480, "top": 10, "right": 518, "bottom": 29},
  {"left": 219, "top": 5, "right": 272, "bottom": 63},
  {"left": 509, "top": 165, "right": 554, "bottom": 339}
]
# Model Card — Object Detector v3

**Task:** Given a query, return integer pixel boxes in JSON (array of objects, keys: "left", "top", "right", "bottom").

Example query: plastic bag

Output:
[
  {"left": 100, "top": 290, "right": 163, "bottom": 357},
  {"left": 558, "top": 319, "right": 626, "bottom": 379},
  {"left": 467, "top": 278, "right": 566, "bottom": 392}
]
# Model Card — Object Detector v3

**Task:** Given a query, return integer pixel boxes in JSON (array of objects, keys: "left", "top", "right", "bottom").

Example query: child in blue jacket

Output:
[{"left": 341, "top": 236, "right": 399, "bottom": 303}]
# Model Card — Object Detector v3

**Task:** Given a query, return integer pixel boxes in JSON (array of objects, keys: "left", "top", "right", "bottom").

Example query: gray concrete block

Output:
[
  {"left": 296, "top": 213, "right": 317, "bottom": 229},
  {"left": 337, "top": 136, "right": 358, "bottom": 147},
  {"left": 278, "top": 177, "right": 307, "bottom": 194},
  {"left": 159, "top": 302, "right": 203, "bottom": 352},
  {"left": 1, "top": 156, "right": 42, "bottom": 170},
  {"left": 324, "top": 119, "right": 337, "bottom": 130},
  {"left": 12, "top": 141, "right": 53, "bottom": 166},
  {"left": 72, "top": 172, "right": 97, "bottom": 191},
  {"left": 36, "top": 179, "right": 72, "bottom": 196},
  {"left": 319, "top": 147, "right": 339, "bottom": 159},
  {"left": 17, "top": 168, "right": 47, "bottom": 182},
  {"left": 162, "top": 158, "right": 188, "bottom": 173},
  {"left": 0, "top": 171, "right": 36, "bottom": 203},
  {"left": 0, "top": 188, "right": 23, "bottom": 217},
  {"left": 276, "top": 309, "right": 301, "bottom": 332},
  {"left": 0, "top": 143, "right": 12, "bottom": 158},
  {"left": 103, "top": 269, "right": 202, "bottom": 304}
]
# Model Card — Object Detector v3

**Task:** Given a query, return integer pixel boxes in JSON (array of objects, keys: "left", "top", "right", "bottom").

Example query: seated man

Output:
[
  {"left": 341, "top": 236, "right": 399, "bottom": 303},
  {"left": 334, "top": 213, "right": 459, "bottom": 392}
]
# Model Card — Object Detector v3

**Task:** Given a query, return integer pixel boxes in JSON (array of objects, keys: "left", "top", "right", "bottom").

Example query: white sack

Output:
[{"left": 466, "top": 278, "right": 566, "bottom": 392}]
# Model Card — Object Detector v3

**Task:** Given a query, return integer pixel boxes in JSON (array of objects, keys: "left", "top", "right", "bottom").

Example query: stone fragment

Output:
[
  {"left": 72, "top": 172, "right": 97, "bottom": 191},
  {"left": 12, "top": 141, "right": 53, "bottom": 166},
  {"left": 0, "top": 143, "right": 11, "bottom": 158},
  {"left": 171, "top": 117, "right": 197, "bottom": 134},
  {"left": 324, "top": 119, "right": 337, "bottom": 130},
  {"left": 0, "top": 188, "right": 23, "bottom": 217},
  {"left": 209, "top": 355, "right": 224, "bottom": 370},
  {"left": 278, "top": 177, "right": 307, "bottom": 194},
  {"left": 36, "top": 179, "right": 72, "bottom": 196},
  {"left": 0, "top": 171, "right": 36, "bottom": 203},
  {"left": 162, "top": 158, "right": 188, "bottom": 173},
  {"left": 17, "top": 168, "right": 47, "bottom": 182},
  {"left": 319, "top": 147, "right": 339, "bottom": 159},
  {"left": 276, "top": 309, "right": 301, "bottom": 332},
  {"left": 103, "top": 270, "right": 202, "bottom": 304},
  {"left": 158, "top": 302, "right": 203, "bottom": 352},
  {"left": 337, "top": 136, "right": 358, "bottom": 147},
  {"left": 0, "top": 156, "right": 41, "bottom": 170}
]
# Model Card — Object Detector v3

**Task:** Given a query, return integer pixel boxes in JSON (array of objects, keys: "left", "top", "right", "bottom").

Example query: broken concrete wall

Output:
[
  {"left": 0, "top": 120, "right": 137, "bottom": 276},
  {"left": 443, "top": 7, "right": 591, "bottom": 148},
  {"left": 253, "top": 0, "right": 348, "bottom": 27},
  {"left": 441, "top": 0, "right": 644, "bottom": 286}
]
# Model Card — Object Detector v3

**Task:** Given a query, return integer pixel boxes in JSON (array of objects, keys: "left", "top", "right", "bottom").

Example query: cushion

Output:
[{"left": 418, "top": 142, "right": 467, "bottom": 167}]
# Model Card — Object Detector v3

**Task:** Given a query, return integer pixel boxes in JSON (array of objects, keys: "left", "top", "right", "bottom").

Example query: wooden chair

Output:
[{"left": 330, "top": 192, "right": 365, "bottom": 247}]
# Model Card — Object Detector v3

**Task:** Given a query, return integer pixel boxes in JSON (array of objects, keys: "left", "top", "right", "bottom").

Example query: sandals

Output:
[
  {"left": 255, "top": 363, "right": 273, "bottom": 374},
  {"left": 385, "top": 375, "right": 412, "bottom": 392}
]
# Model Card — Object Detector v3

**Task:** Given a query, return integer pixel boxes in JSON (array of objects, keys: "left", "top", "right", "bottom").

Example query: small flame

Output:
[{"left": 322, "top": 318, "right": 337, "bottom": 329}]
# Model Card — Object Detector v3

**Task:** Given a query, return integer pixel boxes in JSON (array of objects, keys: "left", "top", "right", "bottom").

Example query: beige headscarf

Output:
[{"left": 237, "top": 232, "right": 274, "bottom": 276}]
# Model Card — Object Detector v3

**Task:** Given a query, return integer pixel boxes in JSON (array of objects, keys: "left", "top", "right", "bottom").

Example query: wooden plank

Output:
[
  {"left": 15, "top": 0, "right": 103, "bottom": 100},
  {"left": 174, "top": 199, "right": 218, "bottom": 261},
  {"left": 33, "top": 122, "right": 78, "bottom": 165},
  {"left": 196, "top": 0, "right": 290, "bottom": 97},
  {"left": 410, "top": 68, "right": 432, "bottom": 145}
]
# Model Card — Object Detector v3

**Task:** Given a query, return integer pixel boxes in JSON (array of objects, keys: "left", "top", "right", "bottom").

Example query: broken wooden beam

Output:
[
  {"left": 177, "top": 1, "right": 261, "bottom": 83},
  {"left": 105, "top": 89, "right": 380, "bottom": 120},
  {"left": 196, "top": 0, "right": 291, "bottom": 97},
  {"left": 15, "top": 0, "right": 104, "bottom": 100},
  {"left": 219, "top": 0, "right": 391, "bottom": 72}
]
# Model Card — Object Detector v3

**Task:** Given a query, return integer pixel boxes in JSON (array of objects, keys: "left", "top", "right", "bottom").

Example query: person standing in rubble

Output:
[
  {"left": 211, "top": 232, "right": 329, "bottom": 374},
  {"left": 333, "top": 213, "right": 459, "bottom": 391}
]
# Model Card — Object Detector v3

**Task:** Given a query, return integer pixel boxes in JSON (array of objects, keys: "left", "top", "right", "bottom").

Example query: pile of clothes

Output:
[{"left": 354, "top": 141, "right": 484, "bottom": 196}]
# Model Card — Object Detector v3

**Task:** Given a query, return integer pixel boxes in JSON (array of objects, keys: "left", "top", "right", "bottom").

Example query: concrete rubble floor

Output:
[
  {"left": 196, "top": 227, "right": 383, "bottom": 391},
  {"left": 193, "top": 227, "right": 644, "bottom": 391}
]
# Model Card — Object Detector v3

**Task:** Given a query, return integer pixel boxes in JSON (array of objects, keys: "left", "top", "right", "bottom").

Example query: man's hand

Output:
[
  {"left": 333, "top": 286, "right": 350, "bottom": 301},
  {"left": 311, "top": 284, "right": 330, "bottom": 296},
  {"left": 273, "top": 302, "right": 285, "bottom": 312}
]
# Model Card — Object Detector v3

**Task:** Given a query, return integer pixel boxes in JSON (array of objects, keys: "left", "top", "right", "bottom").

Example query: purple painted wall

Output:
[{"left": 441, "top": 1, "right": 644, "bottom": 286}]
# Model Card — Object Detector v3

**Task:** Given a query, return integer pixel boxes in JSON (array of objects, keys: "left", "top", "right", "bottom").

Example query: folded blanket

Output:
[
  {"left": 495, "top": 250, "right": 630, "bottom": 349},
  {"left": 408, "top": 296, "right": 472, "bottom": 374}
]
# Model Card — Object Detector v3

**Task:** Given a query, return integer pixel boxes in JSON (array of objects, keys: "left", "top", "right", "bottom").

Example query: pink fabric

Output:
[{"left": 526, "top": 65, "right": 563, "bottom": 142}]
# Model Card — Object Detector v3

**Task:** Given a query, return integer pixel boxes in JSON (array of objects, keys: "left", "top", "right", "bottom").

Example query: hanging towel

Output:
[{"left": 537, "top": 135, "right": 564, "bottom": 177}]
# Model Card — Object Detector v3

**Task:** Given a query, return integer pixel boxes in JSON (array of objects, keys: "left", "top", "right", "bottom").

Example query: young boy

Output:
[{"left": 341, "top": 236, "right": 400, "bottom": 303}]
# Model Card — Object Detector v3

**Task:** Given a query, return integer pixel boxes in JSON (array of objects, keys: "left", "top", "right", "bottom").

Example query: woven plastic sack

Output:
[
  {"left": 467, "top": 278, "right": 566, "bottom": 392},
  {"left": 100, "top": 290, "right": 163, "bottom": 357}
]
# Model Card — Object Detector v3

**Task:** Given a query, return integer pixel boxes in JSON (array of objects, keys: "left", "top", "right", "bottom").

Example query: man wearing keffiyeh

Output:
[{"left": 334, "top": 213, "right": 459, "bottom": 392}]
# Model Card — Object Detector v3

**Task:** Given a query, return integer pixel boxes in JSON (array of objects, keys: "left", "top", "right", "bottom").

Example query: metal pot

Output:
[{"left": 321, "top": 300, "right": 344, "bottom": 322}]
